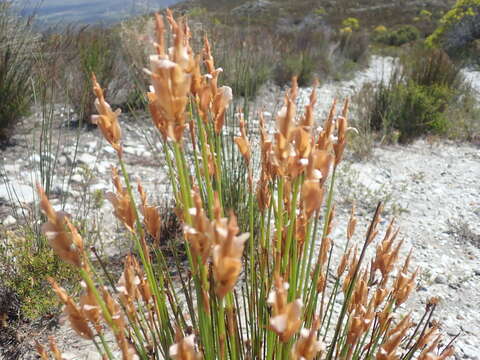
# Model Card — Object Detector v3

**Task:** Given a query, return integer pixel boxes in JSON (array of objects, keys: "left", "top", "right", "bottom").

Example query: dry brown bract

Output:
[
  {"left": 212, "top": 212, "right": 249, "bottom": 298},
  {"left": 268, "top": 276, "right": 303, "bottom": 342},
  {"left": 37, "top": 184, "right": 82, "bottom": 267},
  {"left": 169, "top": 333, "right": 202, "bottom": 360},
  {"left": 91, "top": 74, "right": 123, "bottom": 156}
]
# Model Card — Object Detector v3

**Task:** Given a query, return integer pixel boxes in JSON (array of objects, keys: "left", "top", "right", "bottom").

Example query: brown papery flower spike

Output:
[
  {"left": 268, "top": 276, "right": 303, "bottom": 342},
  {"left": 291, "top": 318, "right": 325, "bottom": 360},
  {"left": 49, "top": 278, "right": 94, "bottom": 340},
  {"left": 91, "top": 74, "right": 123, "bottom": 156},
  {"left": 37, "top": 184, "right": 82, "bottom": 267},
  {"left": 48, "top": 336, "right": 63, "bottom": 360},
  {"left": 212, "top": 212, "right": 249, "bottom": 298},
  {"left": 106, "top": 168, "right": 136, "bottom": 232},
  {"left": 333, "top": 98, "right": 349, "bottom": 166},
  {"left": 169, "top": 332, "right": 202, "bottom": 360},
  {"left": 234, "top": 115, "right": 251, "bottom": 164},
  {"left": 138, "top": 183, "right": 161, "bottom": 244},
  {"left": 183, "top": 191, "right": 213, "bottom": 265},
  {"left": 146, "top": 11, "right": 194, "bottom": 142}
]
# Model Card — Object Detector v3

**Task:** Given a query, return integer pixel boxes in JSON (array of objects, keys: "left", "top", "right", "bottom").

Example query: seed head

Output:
[
  {"left": 91, "top": 74, "right": 123, "bottom": 156},
  {"left": 268, "top": 276, "right": 303, "bottom": 342},
  {"left": 37, "top": 184, "right": 82, "bottom": 267}
]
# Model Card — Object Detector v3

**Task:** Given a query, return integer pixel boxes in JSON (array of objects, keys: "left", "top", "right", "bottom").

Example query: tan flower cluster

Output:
[
  {"left": 145, "top": 11, "right": 232, "bottom": 143},
  {"left": 184, "top": 191, "right": 249, "bottom": 299},
  {"left": 268, "top": 276, "right": 303, "bottom": 342}
]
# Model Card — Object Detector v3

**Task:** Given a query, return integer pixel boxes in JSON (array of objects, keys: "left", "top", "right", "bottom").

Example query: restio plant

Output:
[
  {"left": 63, "top": 26, "right": 120, "bottom": 125},
  {"left": 35, "top": 11, "right": 456, "bottom": 360},
  {"left": 0, "top": 2, "right": 37, "bottom": 143}
]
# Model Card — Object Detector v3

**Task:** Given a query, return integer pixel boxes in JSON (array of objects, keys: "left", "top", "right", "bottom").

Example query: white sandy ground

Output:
[{"left": 1, "top": 56, "right": 479, "bottom": 359}]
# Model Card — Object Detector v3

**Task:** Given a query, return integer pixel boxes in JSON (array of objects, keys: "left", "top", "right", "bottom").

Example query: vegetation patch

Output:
[
  {"left": 0, "top": 3, "right": 36, "bottom": 144},
  {"left": 426, "top": 0, "right": 480, "bottom": 52},
  {"left": 0, "top": 229, "right": 80, "bottom": 320},
  {"left": 374, "top": 24, "right": 420, "bottom": 46},
  {"left": 355, "top": 47, "right": 478, "bottom": 143}
]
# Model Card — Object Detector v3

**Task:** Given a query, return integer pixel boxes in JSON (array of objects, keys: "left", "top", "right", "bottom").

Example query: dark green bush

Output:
[
  {"left": 0, "top": 229, "right": 79, "bottom": 320},
  {"left": 273, "top": 28, "right": 331, "bottom": 86},
  {"left": 426, "top": 0, "right": 480, "bottom": 52},
  {"left": 404, "top": 48, "right": 463, "bottom": 88},
  {"left": 389, "top": 81, "right": 451, "bottom": 141},
  {"left": 337, "top": 30, "right": 369, "bottom": 63},
  {"left": 0, "top": 3, "right": 36, "bottom": 142},
  {"left": 359, "top": 48, "right": 471, "bottom": 143},
  {"left": 63, "top": 26, "right": 120, "bottom": 125},
  {"left": 211, "top": 27, "right": 275, "bottom": 99},
  {"left": 375, "top": 25, "right": 420, "bottom": 46},
  {"left": 274, "top": 51, "right": 316, "bottom": 86}
]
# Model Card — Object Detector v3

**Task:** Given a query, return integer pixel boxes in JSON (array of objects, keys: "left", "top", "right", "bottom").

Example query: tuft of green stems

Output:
[{"left": 36, "top": 12, "right": 456, "bottom": 360}]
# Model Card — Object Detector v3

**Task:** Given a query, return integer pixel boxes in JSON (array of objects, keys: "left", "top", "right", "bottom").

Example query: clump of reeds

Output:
[
  {"left": 35, "top": 10, "right": 456, "bottom": 360},
  {"left": 0, "top": 2, "right": 37, "bottom": 142}
]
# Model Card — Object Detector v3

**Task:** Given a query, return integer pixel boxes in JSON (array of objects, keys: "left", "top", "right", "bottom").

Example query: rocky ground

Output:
[{"left": 0, "top": 56, "right": 479, "bottom": 359}]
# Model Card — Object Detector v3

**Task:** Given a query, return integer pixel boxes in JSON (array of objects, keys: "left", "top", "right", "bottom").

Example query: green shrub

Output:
[
  {"left": 337, "top": 30, "right": 369, "bottom": 63},
  {"left": 390, "top": 81, "right": 451, "bottom": 141},
  {"left": 63, "top": 26, "right": 120, "bottom": 125},
  {"left": 217, "top": 41, "right": 273, "bottom": 99},
  {"left": 426, "top": 0, "right": 480, "bottom": 52},
  {"left": 0, "top": 3, "right": 36, "bottom": 142},
  {"left": 358, "top": 48, "right": 471, "bottom": 142},
  {"left": 374, "top": 24, "right": 420, "bottom": 46},
  {"left": 274, "top": 51, "right": 316, "bottom": 86},
  {"left": 274, "top": 29, "right": 332, "bottom": 86},
  {"left": 0, "top": 229, "right": 79, "bottom": 320},
  {"left": 341, "top": 17, "right": 360, "bottom": 31},
  {"left": 211, "top": 27, "right": 275, "bottom": 99}
]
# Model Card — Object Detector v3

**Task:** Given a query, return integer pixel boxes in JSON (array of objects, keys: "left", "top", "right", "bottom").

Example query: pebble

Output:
[
  {"left": 461, "top": 343, "right": 480, "bottom": 360},
  {"left": 434, "top": 275, "right": 448, "bottom": 285},
  {"left": 86, "top": 351, "right": 103, "bottom": 360},
  {"left": 77, "top": 153, "right": 97, "bottom": 165},
  {"left": 2, "top": 215, "right": 17, "bottom": 226},
  {"left": 103, "top": 146, "right": 116, "bottom": 154},
  {"left": 0, "top": 183, "right": 36, "bottom": 204},
  {"left": 71, "top": 174, "right": 84, "bottom": 183}
]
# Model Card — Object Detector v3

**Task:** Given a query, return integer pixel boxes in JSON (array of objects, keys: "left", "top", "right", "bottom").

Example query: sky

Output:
[{"left": 20, "top": 0, "right": 179, "bottom": 25}]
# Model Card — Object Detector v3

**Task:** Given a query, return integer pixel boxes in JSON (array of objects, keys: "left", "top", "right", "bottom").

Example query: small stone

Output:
[
  {"left": 58, "top": 155, "right": 68, "bottom": 166},
  {"left": 461, "top": 343, "right": 479, "bottom": 360},
  {"left": 474, "top": 269, "right": 480, "bottom": 276},
  {"left": 61, "top": 352, "right": 78, "bottom": 360},
  {"left": 2, "top": 215, "right": 17, "bottom": 226},
  {"left": 77, "top": 153, "right": 97, "bottom": 165},
  {"left": 434, "top": 275, "right": 447, "bottom": 285},
  {"left": 448, "top": 283, "right": 460, "bottom": 290},
  {"left": 0, "top": 183, "right": 36, "bottom": 204},
  {"left": 103, "top": 146, "right": 116, "bottom": 154},
  {"left": 86, "top": 351, "right": 102, "bottom": 360},
  {"left": 86, "top": 141, "right": 98, "bottom": 152},
  {"left": 71, "top": 174, "right": 84, "bottom": 183},
  {"left": 28, "top": 154, "right": 41, "bottom": 163}
]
